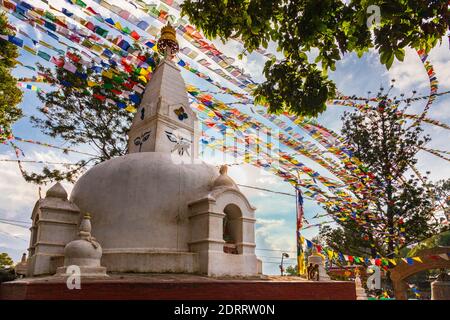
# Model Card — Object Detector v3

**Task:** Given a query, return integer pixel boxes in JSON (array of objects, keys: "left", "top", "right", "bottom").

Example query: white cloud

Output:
[{"left": 0, "top": 150, "right": 75, "bottom": 262}]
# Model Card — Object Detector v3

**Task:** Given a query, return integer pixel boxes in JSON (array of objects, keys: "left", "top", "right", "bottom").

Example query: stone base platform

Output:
[{"left": 0, "top": 274, "right": 356, "bottom": 300}]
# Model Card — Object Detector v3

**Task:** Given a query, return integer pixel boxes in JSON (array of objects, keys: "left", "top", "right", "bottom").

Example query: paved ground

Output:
[{"left": 9, "top": 273, "right": 311, "bottom": 284}]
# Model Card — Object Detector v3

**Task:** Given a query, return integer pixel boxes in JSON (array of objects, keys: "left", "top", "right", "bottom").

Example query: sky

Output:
[{"left": 0, "top": 0, "right": 449, "bottom": 275}]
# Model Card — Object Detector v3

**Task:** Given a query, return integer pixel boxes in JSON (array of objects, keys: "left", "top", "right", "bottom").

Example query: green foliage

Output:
[
  {"left": 0, "top": 12, "right": 23, "bottom": 142},
  {"left": 26, "top": 55, "right": 139, "bottom": 184},
  {"left": 434, "top": 178, "right": 450, "bottom": 221},
  {"left": 285, "top": 265, "right": 298, "bottom": 276},
  {"left": 181, "top": 0, "right": 449, "bottom": 116},
  {"left": 0, "top": 252, "right": 14, "bottom": 268},
  {"left": 407, "top": 230, "right": 450, "bottom": 257},
  {"left": 320, "top": 94, "right": 445, "bottom": 259},
  {"left": 254, "top": 57, "right": 336, "bottom": 117}
]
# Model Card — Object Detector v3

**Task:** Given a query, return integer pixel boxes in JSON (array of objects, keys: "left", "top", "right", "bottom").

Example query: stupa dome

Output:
[
  {"left": 63, "top": 214, "right": 102, "bottom": 266},
  {"left": 64, "top": 239, "right": 102, "bottom": 262},
  {"left": 70, "top": 152, "right": 218, "bottom": 253}
]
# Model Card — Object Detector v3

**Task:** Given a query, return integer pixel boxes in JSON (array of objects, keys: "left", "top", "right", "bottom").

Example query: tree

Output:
[
  {"left": 407, "top": 230, "right": 450, "bottom": 257},
  {"left": 181, "top": 0, "right": 449, "bottom": 116},
  {"left": 0, "top": 12, "right": 23, "bottom": 143},
  {"left": 320, "top": 91, "right": 446, "bottom": 262},
  {"left": 24, "top": 52, "right": 157, "bottom": 184},
  {"left": 0, "top": 252, "right": 13, "bottom": 269},
  {"left": 285, "top": 265, "right": 298, "bottom": 276},
  {"left": 0, "top": 252, "right": 16, "bottom": 283},
  {"left": 434, "top": 178, "right": 450, "bottom": 222}
]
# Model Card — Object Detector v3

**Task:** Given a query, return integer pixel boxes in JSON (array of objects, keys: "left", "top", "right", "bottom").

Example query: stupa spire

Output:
[{"left": 127, "top": 24, "right": 198, "bottom": 160}]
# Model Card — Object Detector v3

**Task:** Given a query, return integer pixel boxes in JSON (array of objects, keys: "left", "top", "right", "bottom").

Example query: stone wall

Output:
[{"left": 1, "top": 279, "right": 356, "bottom": 300}]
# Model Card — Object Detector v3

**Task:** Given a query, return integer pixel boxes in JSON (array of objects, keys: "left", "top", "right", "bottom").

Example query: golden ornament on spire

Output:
[{"left": 157, "top": 22, "right": 179, "bottom": 60}]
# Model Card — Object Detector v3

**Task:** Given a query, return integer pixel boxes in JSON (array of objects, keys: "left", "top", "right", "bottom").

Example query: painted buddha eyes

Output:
[
  {"left": 140, "top": 108, "right": 145, "bottom": 120},
  {"left": 174, "top": 107, "right": 188, "bottom": 121}
]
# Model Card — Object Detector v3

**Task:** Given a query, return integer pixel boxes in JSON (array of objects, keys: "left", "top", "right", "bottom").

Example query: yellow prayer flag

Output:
[
  {"left": 38, "top": 40, "right": 53, "bottom": 49},
  {"left": 326, "top": 249, "right": 334, "bottom": 261},
  {"left": 102, "top": 70, "right": 113, "bottom": 79},
  {"left": 125, "top": 105, "right": 137, "bottom": 113},
  {"left": 87, "top": 80, "right": 97, "bottom": 87},
  {"left": 412, "top": 257, "right": 423, "bottom": 263},
  {"left": 299, "top": 236, "right": 305, "bottom": 245},
  {"left": 23, "top": 45, "right": 37, "bottom": 55},
  {"left": 139, "top": 68, "right": 149, "bottom": 76},
  {"left": 298, "top": 252, "right": 305, "bottom": 276},
  {"left": 91, "top": 45, "right": 103, "bottom": 53},
  {"left": 388, "top": 259, "right": 397, "bottom": 266},
  {"left": 185, "top": 85, "right": 197, "bottom": 92},
  {"left": 138, "top": 75, "right": 148, "bottom": 83}
]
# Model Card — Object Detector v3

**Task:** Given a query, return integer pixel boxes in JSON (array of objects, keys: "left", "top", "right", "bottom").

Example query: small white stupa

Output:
[
  {"left": 56, "top": 213, "right": 107, "bottom": 277},
  {"left": 308, "top": 249, "right": 331, "bottom": 281}
]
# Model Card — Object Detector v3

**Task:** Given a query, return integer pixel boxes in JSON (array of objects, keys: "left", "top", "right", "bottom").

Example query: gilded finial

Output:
[{"left": 157, "top": 22, "right": 179, "bottom": 61}]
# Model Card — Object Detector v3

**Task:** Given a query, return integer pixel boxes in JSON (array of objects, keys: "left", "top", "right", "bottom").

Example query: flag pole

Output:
[{"left": 296, "top": 171, "right": 304, "bottom": 276}]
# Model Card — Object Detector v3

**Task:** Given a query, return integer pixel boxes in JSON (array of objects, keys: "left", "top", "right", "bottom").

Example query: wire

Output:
[
  {"left": 0, "top": 159, "right": 78, "bottom": 165},
  {"left": 256, "top": 248, "right": 296, "bottom": 253},
  {"left": 261, "top": 261, "right": 296, "bottom": 265},
  {"left": 0, "top": 230, "right": 28, "bottom": 242},
  {"left": 237, "top": 184, "right": 317, "bottom": 201},
  {"left": 237, "top": 184, "right": 296, "bottom": 197},
  {"left": 0, "top": 218, "right": 31, "bottom": 225},
  {"left": 0, "top": 221, "right": 30, "bottom": 229}
]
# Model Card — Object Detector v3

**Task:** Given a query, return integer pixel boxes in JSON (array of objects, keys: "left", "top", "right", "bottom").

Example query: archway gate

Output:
[{"left": 390, "top": 247, "right": 450, "bottom": 300}]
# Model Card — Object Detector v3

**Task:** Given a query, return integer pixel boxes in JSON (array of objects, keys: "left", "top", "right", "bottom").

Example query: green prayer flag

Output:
[
  {"left": 44, "top": 11, "right": 56, "bottom": 21},
  {"left": 113, "top": 75, "right": 124, "bottom": 84},
  {"left": 76, "top": 0, "right": 87, "bottom": 8},
  {"left": 122, "top": 26, "right": 132, "bottom": 34},
  {"left": 37, "top": 50, "right": 51, "bottom": 61},
  {"left": 103, "top": 82, "right": 114, "bottom": 90},
  {"left": 81, "top": 39, "right": 93, "bottom": 48},
  {"left": 148, "top": 7, "right": 159, "bottom": 18},
  {"left": 95, "top": 27, "right": 108, "bottom": 37}
]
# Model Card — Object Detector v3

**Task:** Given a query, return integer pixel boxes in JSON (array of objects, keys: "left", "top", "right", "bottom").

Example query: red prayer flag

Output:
[
  {"left": 50, "top": 56, "right": 64, "bottom": 67},
  {"left": 130, "top": 31, "right": 140, "bottom": 40},
  {"left": 123, "top": 82, "right": 134, "bottom": 90},
  {"left": 86, "top": 7, "right": 98, "bottom": 15},
  {"left": 93, "top": 94, "right": 106, "bottom": 101},
  {"left": 84, "top": 21, "right": 95, "bottom": 31},
  {"left": 66, "top": 52, "right": 80, "bottom": 63}
]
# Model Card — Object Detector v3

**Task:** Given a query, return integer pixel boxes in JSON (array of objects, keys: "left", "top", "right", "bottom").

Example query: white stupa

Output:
[
  {"left": 26, "top": 24, "right": 260, "bottom": 277},
  {"left": 56, "top": 213, "right": 107, "bottom": 277}
]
